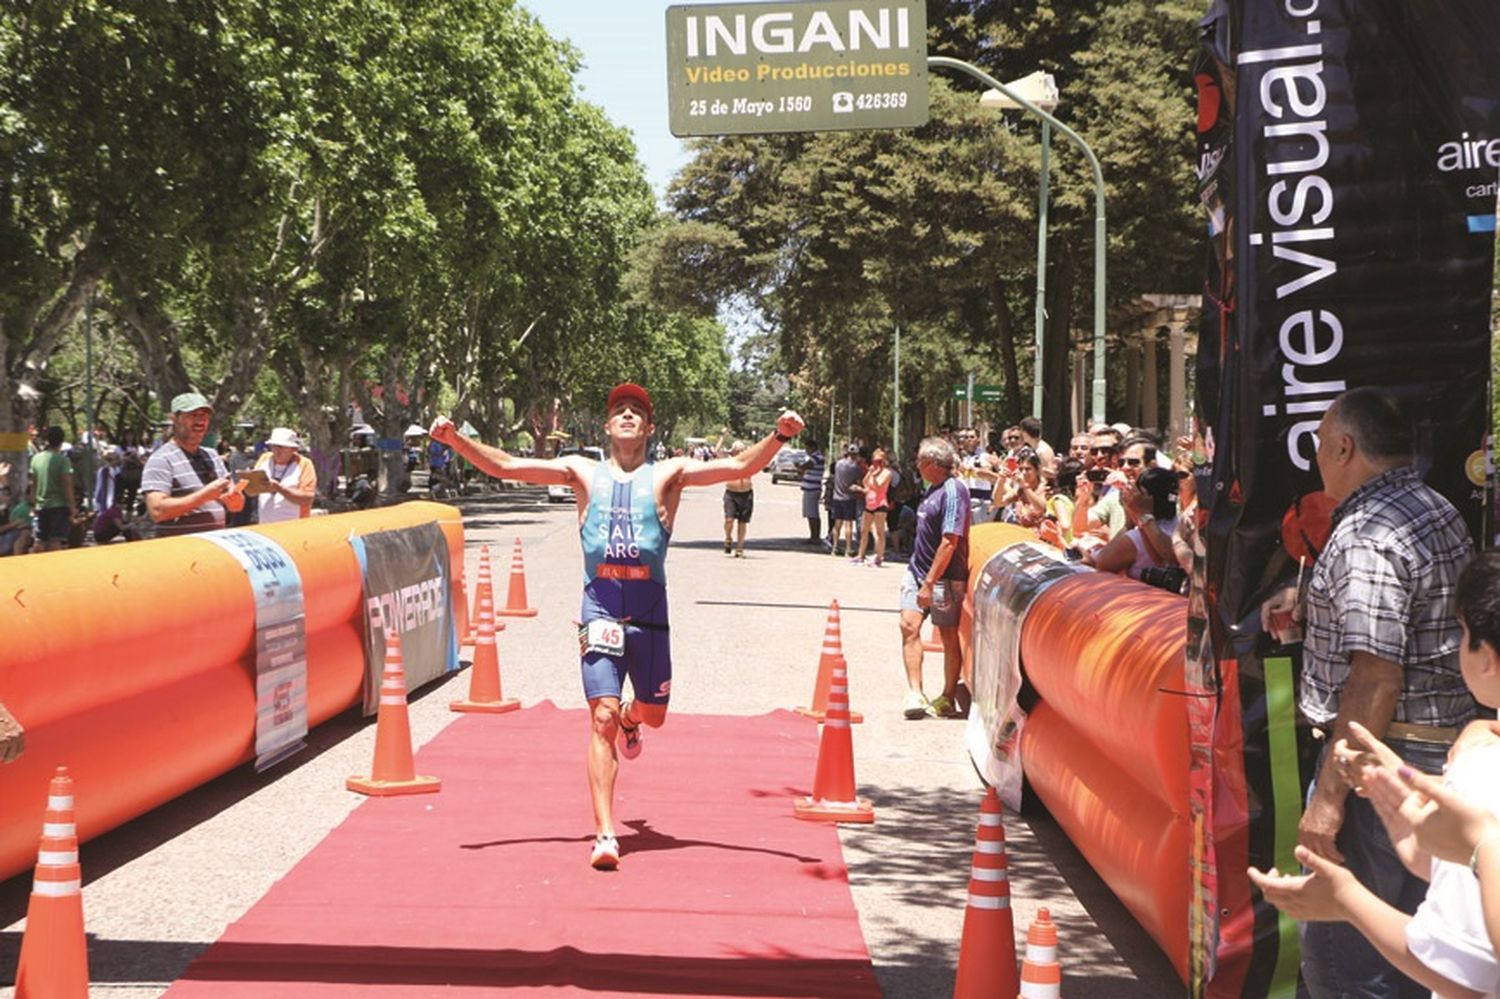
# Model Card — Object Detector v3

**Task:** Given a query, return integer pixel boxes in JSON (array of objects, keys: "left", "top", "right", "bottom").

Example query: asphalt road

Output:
[{"left": 0, "top": 472, "right": 1182, "bottom": 997}]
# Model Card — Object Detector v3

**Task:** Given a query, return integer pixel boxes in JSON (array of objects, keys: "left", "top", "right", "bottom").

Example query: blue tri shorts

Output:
[{"left": 580, "top": 620, "right": 673, "bottom": 705}]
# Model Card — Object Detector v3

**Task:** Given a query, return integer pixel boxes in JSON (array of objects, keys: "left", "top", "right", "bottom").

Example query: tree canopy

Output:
[
  {"left": 638, "top": 0, "right": 1202, "bottom": 446},
  {"left": 1, "top": 0, "right": 732, "bottom": 498}
]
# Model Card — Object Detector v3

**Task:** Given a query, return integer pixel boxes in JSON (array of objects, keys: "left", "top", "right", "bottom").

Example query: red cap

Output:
[{"left": 606, "top": 382, "right": 652, "bottom": 420}]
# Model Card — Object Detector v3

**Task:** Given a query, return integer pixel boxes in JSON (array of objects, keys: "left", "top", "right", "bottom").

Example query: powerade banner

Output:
[
  {"left": 965, "top": 541, "right": 1085, "bottom": 811},
  {"left": 193, "top": 530, "right": 308, "bottom": 772},
  {"left": 1192, "top": 2, "right": 1499, "bottom": 996},
  {"left": 351, "top": 523, "right": 459, "bottom": 716}
]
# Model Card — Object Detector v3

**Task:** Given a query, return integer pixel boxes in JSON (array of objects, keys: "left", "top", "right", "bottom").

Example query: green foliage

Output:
[
  {"left": 1, "top": 0, "right": 730, "bottom": 458},
  {"left": 653, "top": 0, "right": 1203, "bottom": 441}
]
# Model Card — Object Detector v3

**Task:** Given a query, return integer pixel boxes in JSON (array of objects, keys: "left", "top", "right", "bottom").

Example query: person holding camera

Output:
[
  {"left": 1083, "top": 466, "right": 1183, "bottom": 592},
  {"left": 989, "top": 447, "right": 1046, "bottom": 527}
]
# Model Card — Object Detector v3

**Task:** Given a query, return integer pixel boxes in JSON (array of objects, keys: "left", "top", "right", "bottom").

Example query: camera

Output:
[
  {"left": 1085, "top": 468, "right": 1108, "bottom": 483},
  {"left": 1139, "top": 565, "right": 1189, "bottom": 595}
]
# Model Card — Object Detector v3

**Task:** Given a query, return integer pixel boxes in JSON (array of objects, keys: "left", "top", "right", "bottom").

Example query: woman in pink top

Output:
[{"left": 853, "top": 448, "right": 894, "bottom": 566}]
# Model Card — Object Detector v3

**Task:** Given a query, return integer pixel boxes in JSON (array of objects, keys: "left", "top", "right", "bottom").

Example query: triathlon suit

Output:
[{"left": 578, "top": 460, "right": 672, "bottom": 704}]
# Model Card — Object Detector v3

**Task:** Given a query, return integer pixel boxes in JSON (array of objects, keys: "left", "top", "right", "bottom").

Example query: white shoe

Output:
[
  {"left": 590, "top": 834, "right": 620, "bottom": 870},
  {"left": 903, "top": 691, "right": 929, "bottom": 720}
]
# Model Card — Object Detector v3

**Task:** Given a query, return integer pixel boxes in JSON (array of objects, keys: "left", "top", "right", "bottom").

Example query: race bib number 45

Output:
[{"left": 580, "top": 618, "right": 626, "bottom": 657}]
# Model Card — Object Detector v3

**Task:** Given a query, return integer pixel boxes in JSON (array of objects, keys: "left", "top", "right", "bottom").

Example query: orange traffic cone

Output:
[
  {"left": 15, "top": 767, "right": 89, "bottom": 999},
  {"left": 793, "top": 657, "right": 874, "bottom": 823},
  {"left": 347, "top": 632, "right": 441, "bottom": 796},
  {"left": 463, "top": 545, "right": 503, "bottom": 644},
  {"left": 794, "top": 601, "right": 863, "bottom": 724},
  {"left": 953, "top": 787, "right": 1017, "bottom": 998},
  {"left": 451, "top": 591, "right": 520, "bottom": 714},
  {"left": 495, "top": 536, "right": 538, "bottom": 617},
  {"left": 1018, "top": 908, "right": 1062, "bottom": 998}
]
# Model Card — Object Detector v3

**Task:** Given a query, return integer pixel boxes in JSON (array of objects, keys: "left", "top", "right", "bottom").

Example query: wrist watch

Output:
[{"left": 773, "top": 431, "right": 792, "bottom": 443}]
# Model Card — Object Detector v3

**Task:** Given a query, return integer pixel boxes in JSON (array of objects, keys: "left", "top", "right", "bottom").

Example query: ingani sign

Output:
[{"left": 665, "top": 0, "right": 929, "bottom": 136}]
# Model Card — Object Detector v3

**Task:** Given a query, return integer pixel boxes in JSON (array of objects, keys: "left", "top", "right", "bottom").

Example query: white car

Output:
[
  {"left": 768, "top": 448, "right": 808, "bottom": 483},
  {"left": 547, "top": 446, "right": 605, "bottom": 502}
]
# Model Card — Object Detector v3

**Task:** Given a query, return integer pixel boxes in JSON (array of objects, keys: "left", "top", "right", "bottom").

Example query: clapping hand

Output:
[
  {"left": 776, "top": 410, "right": 805, "bottom": 439},
  {"left": 1354, "top": 720, "right": 1500, "bottom": 868},
  {"left": 1248, "top": 845, "right": 1361, "bottom": 922}
]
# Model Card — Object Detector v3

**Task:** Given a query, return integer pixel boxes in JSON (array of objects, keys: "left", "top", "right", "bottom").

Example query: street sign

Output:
[
  {"left": 665, "top": 0, "right": 929, "bottom": 137},
  {"left": 952, "top": 384, "right": 1002, "bottom": 402}
]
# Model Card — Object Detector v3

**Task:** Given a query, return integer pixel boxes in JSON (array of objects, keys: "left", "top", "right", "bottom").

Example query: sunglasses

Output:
[
  {"left": 1090, "top": 446, "right": 1116, "bottom": 454},
  {"left": 1121, "top": 457, "right": 1144, "bottom": 467}
]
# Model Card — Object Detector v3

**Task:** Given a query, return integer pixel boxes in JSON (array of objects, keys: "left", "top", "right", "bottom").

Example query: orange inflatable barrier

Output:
[
  {"left": 1020, "top": 572, "right": 1191, "bottom": 783},
  {"left": 1022, "top": 702, "right": 1190, "bottom": 975},
  {"left": 0, "top": 502, "right": 465, "bottom": 883},
  {"left": 963, "top": 523, "right": 1190, "bottom": 983}
]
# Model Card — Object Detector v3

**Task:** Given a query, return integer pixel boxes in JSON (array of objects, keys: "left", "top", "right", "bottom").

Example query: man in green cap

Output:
[{"left": 141, "top": 392, "right": 245, "bottom": 537}]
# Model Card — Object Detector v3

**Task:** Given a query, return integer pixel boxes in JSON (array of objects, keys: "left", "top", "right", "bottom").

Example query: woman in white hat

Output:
[{"left": 253, "top": 427, "right": 317, "bottom": 523}]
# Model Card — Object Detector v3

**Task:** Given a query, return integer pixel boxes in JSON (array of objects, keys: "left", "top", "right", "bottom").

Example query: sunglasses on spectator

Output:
[
  {"left": 1121, "top": 457, "right": 1144, "bottom": 467},
  {"left": 1090, "top": 446, "right": 1116, "bottom": 454}
]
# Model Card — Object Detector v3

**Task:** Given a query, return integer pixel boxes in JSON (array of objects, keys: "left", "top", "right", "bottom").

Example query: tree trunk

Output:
[
  {"left": 987, "top": 273, "right": 1023, "bottom": 423},
  {"left": 1043, "top": 244, "right": 1079, "bottom": 443}
]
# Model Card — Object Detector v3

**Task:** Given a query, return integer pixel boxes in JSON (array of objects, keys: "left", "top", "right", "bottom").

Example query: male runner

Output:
[{"left": 431, "top": 383, "right": 804, "bottom": 870}]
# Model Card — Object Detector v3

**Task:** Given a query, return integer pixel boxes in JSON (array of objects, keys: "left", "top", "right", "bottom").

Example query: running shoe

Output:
[
  {"left": 590, "top": 833, "right": 620, "bottom": 871},
  {"left": 849, "top": 556, "right": 865, "bottom": 565},
  {"left": 734, "top": 549, "right": 745, "bottom": 558},
  {"left": 617, "top": 701, "right": 643, "bottom": 760},
  {"left": 871, "top": 557, "right": 883, "bottom": 568},
  {"left": 724, "top": 542, "right": 732, "bottom": 554},
  {"left": 903, "top": 690, "right": 929, "bottom": 720}
]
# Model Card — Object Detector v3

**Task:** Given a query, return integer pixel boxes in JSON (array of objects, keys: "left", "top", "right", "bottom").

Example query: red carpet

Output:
[{"left": 165, "top": 702, "right": 881, "bottom": 997}]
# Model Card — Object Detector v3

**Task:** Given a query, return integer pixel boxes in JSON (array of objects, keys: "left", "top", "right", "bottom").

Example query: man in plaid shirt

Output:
[{"left": 1265, "top": 386, "right": 1476, "bottom": 998}]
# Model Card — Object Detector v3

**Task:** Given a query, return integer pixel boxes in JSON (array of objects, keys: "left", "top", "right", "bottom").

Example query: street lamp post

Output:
[
  {"left": 979, "top": 71, "right": 1059, "bottom": 421},
  {"left": 929, "top": 57, "right": 1108, "bottom": 426}
]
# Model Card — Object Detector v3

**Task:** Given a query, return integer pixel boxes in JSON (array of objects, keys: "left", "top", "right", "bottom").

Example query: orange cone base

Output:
[
  {"left": 793, "top": 707, "right": 865, "bottom": 724},
  {"left": 346, "top": 774, "right": 441, "bottom": 796},
  {"left": 15, "top": 897, "right": 89, "bottom": 997},
  {"left": 449, "top": 697, "right": 521, "bottom": 714},
  {"left": 794, "top": 796, "right": 875, "bottom": 823},
  {"left": 495, "top": 607, "right": 538, "bottom": 618}
]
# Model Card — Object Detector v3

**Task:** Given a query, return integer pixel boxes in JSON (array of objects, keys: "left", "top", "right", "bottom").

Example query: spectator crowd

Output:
[{"left": 1, "top": 393, "right": 324, "bottom": 556}]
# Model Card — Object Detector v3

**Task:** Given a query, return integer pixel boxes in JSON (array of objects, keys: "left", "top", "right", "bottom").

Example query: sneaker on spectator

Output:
[
  {"left": 926, "top": 694, "right": 960, "bottom": 719},
  {"left": 590, "top": 833, "right": 620, "bottom": 871},
  {"left": 903, "top": 691, "right": 928, "bottom": 720}
]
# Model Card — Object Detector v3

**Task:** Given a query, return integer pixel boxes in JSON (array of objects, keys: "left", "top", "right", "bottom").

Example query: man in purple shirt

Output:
[{"left": 898, "top": 436, "right": 972, "bottom": 719}]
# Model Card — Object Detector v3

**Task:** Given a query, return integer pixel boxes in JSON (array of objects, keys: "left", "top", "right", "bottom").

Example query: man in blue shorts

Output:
[
  {"left": 432, "top": 385, "right": 804, "bottom": 870},
  {"left": 898, "top": 436, "right": 972, "bottom": 720}
]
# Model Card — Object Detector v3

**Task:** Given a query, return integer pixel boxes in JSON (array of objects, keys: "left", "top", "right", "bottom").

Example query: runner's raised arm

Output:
[
  {"left": 429, "top": 415, "right": 592, "bottom": 489},
  {"left": 670, "top": 410, "right": 805, "bottom": 490}
]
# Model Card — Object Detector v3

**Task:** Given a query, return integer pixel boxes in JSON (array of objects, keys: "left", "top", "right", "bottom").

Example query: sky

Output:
[{"left": 526, "top": 2, "right": 693, "bottom": 200}]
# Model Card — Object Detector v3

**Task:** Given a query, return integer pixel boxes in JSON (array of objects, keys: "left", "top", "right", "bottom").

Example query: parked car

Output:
[
  {"left": 768, "top": 448, "right": 808, "bottom": 484},
  {"left": 547, "top": 446, "right": 605, "bottom": 502}
]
